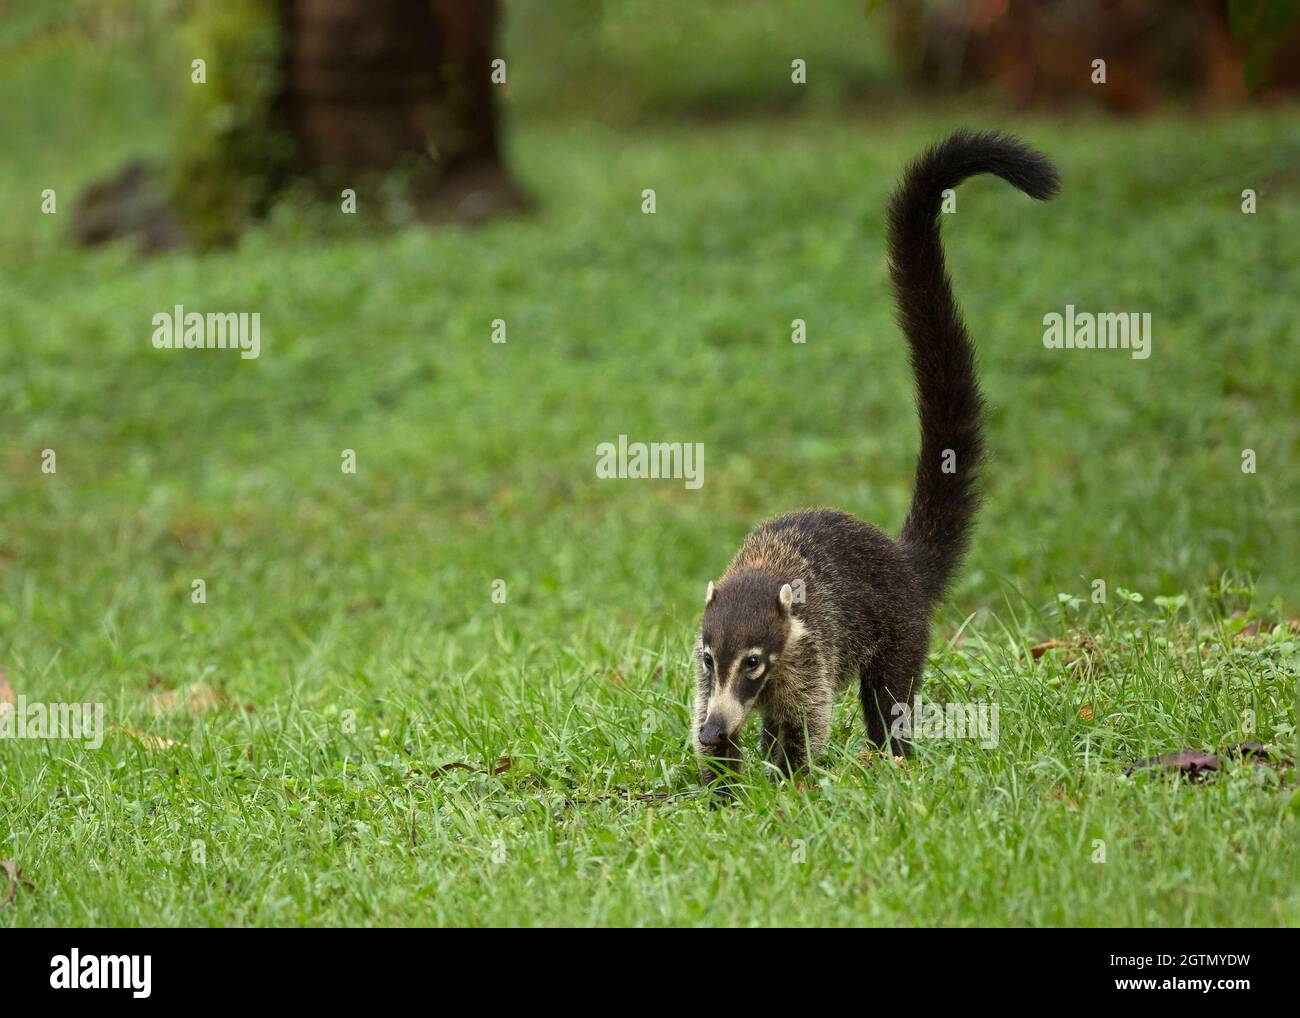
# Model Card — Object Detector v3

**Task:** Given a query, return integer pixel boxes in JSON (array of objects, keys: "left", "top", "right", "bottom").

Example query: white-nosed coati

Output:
[{"left": 692, "top": 130, "right": 1059, "bottom": 787}]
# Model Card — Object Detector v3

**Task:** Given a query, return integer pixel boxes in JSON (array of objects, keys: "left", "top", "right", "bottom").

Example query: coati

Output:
[{"left": 692, "top": 130, "right": 1059, "bottom": 786}]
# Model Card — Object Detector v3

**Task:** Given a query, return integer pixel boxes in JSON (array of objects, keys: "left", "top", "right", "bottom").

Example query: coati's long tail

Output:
[{"left": 889, "top": 130, "right": 1059, "bottom": 604}]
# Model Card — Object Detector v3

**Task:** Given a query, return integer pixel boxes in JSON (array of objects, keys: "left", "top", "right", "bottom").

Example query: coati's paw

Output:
[{"left": 698, "top": 761, "right": 741, "bottom": 804}]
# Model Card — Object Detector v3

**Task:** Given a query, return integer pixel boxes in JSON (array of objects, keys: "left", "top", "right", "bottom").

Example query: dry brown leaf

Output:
[
  {"left": 1078, "top": 703, "right": 1094, "bottom": 721},
  {"left": 425, "top": 756, "right": 513, "bottom": 779},
  {"left": 1125, "top": 748, "right": 1220, "bottom": 779},
  {"left": 1030, "top": 639, "right": 1070, "bottom": 660},
  {"left": 1125, "top": 742, "right": 1290, "bottom": 781},
  {"left": 147, "top": 681, "right": 227, "bottom": 716},
  {"left": 1, "top": 860, "right": 33, "bottom": 908}
]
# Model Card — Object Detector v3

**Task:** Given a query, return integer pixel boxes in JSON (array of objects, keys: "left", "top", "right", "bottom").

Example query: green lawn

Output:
[{"left": 1, "top": 36, "right": 1298, "bottom": 926}]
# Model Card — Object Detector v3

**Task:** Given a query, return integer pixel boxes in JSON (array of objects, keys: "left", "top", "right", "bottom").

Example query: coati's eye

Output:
[
  {"left": 744, "top": 655, "right": 761, "bottom": 671},
  {"left": 702, "top": 652, "right": 714, "bottom": 672}
]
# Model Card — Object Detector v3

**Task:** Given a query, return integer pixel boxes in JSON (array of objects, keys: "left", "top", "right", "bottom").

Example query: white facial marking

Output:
[
  {"left": 703, "top": 655, "right": 746, "bottom": 735},
  {"left": 704, "top": 686, "right": 745, "bottom": 733}
]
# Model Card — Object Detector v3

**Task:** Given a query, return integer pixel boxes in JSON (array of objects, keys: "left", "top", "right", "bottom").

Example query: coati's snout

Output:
[{"left": 694, "top": 571, "right": 800, "bottom": 752}]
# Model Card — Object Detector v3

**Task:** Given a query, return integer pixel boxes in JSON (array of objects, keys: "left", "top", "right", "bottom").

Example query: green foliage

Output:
[{"left": 503, "top": 0, "right": 897, "bottom": 122}]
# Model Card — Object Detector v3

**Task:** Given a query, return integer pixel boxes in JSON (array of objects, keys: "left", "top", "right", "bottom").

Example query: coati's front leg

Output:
[
  {"left": 761, "top": 675, "right": 832, "bottom": 778},
  {"left": 760, "top": 715, "right": 787, "bottom": 773},
  {"left": 697, "top": 738, "right": 742, "bottom": 794}
]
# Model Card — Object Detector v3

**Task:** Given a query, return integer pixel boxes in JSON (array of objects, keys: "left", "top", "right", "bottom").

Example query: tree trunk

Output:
[
  {"left": 74, "top": 0, "right": 528, "bottom": 251},
  {"left": 283, "top": 0, "right": 529, "bottom": 222}
]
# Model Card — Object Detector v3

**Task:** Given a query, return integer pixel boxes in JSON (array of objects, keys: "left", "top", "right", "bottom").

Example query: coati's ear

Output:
[
  {"left": 778, "top": 583, "right": 794, "bottom": 613},
  {"left": 706, "top": 581, "right": 716, "bottom": 605}
]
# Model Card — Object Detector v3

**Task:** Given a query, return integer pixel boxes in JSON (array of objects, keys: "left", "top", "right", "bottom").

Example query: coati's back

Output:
[
  {"left": 727, "top": 509, "right": 928, "bottom": 688},
  {"left": 694, "top": 131, "right": 1059, "bottom": 781}
]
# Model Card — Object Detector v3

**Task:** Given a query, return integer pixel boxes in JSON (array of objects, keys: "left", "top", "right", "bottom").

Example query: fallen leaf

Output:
[
  {"left": 1125, "top": 748, "right": 1219, "bottom": 779},
  {"left": 0, "top": 860, "right": 33, "bottom": 908},
  {"left": 424, "top": 762, "right": 475, "bottom": 776},
  {"left": 1030, "top": 639, "right": 1070, "bottom": 659},
  {"left": 424, "top": 756, "right": 513, "bottom": 778},
  {"left": 1223, "top": 741, "right": 1293, "bottom": 767},
  {"left": 1078, "top": 703, "right": 1094, "bottom": 721},
  {"left": 1125, "top": 741, "right": 1293, "bottom": 781},
  {"left": 147, "top": 681, "right": 227, "bottom": 716}
]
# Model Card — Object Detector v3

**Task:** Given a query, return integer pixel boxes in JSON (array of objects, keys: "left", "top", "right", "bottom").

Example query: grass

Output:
[{"left": 1, "top": 25, "right": 1298, "bottom": 926}]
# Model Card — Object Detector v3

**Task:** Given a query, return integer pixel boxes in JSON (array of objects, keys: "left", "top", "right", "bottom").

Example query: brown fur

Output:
[{"left": 692, "top": 131, "right": 1059, "bottom": 789}]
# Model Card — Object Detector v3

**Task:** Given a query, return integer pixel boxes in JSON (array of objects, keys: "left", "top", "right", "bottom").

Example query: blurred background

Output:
[
  {"left": 5, "top": 0, "right": 1300, "bottom": 247},
  {"left": 1, "top": 0, "right": 1297, "bottom": 680}
]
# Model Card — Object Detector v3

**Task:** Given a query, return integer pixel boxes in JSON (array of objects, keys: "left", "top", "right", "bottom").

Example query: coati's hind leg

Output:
[{"left": 860, "top": 656, "right": 922, "bottom": 757}]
